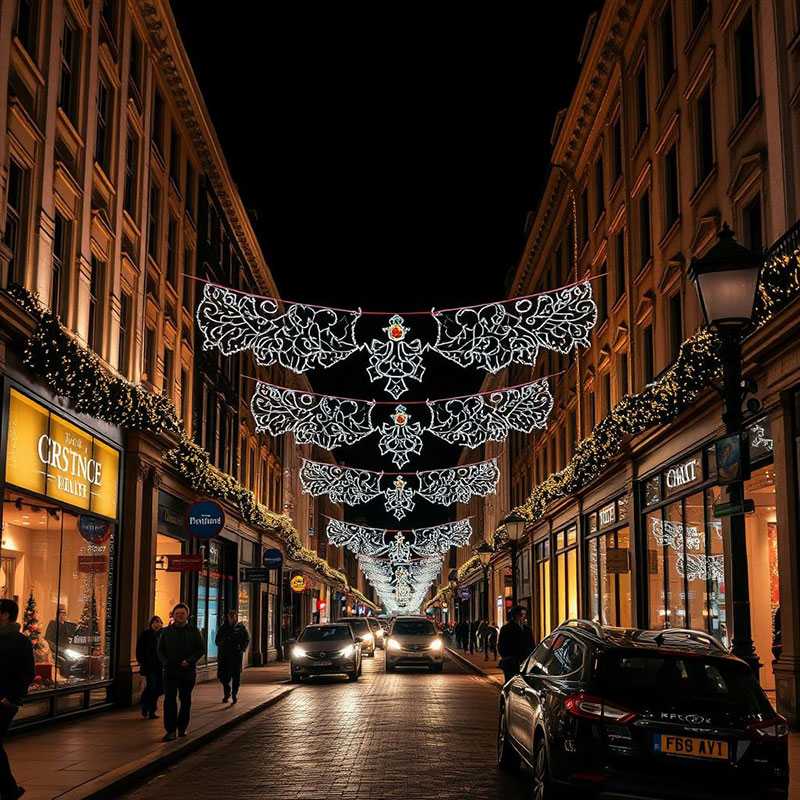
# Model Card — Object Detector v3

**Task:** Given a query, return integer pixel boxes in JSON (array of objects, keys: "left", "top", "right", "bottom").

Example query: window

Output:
[
  {"left": 129, "top": 31, "right": 142, "bottom": 97},
  {"left": 152, "top": 90, "right": 165, "bottom": 155},
  {"left": 144, "top": 326, "right": 156, "bottom": 382},
  {"left": 58, "top": 12, "right": 80, "bottom": 124},
  {"left": 555, "top": 526, "right": 578, "bottom": 625},
  {"left": 696, "top": 85, "right": 714, "bottom": 183},
  {"left": 101, "top": 0, "right": 116, "bottom": 41},
  {"left": 587, "top": 509, "right": 632, "bottom": 627},
  {"left": 14, "top": 0, "right": 38, "bottom": 56},
  {"left": 182, "top": 249, "right": 194, "bottom": 311},
  {"left": 615, "top": 229, "right": 625, "bottom": 300},
  {"left": 594, "top": 155, "right": 604, "bottom": 221},
  {"left": 620, "top": 352, "right": 629, "bottom": 397},
  {"left": 534, "top": 540, "right": 551, "bottom": 639},
  {"left": 597, "top": 271, "right": 607, "bottom": 326},
  {"left": 691, "top": 0, "right": 709, "bottom": 30},
  {"left": 180, "top": 367, "right": 190, "bottom": 421},
  {"left": 95, "top": 75, "right": 113, "bottom": 173},
  {"left": 669, "top": 292, "right": 682, "bottom": 362},
  {"left": 118, "top": 291, "right": 131, "bottom": 376},
  {"left": 147, "top": 183, "right": 160, "bottom": 261},
  {"left": 88, "top": 256, "right": 105, "bottom": 356},
  {"left": 580, "top": 188, "right": 589, "bottom": 248},
  {"left": 639, "top": 189, "right": 652, "bottom": 269},
  {"left": 602, "top": 372, "right": 611, "bottom": 416},
  {"left": 4, "top": 160, "right": 28, "bottom": 285},
  {"left": 123, "top": 132, "right": 138, "bottom": 213},
  {"left": 185, "top": 161, "right": 196, "bottom": 219},
  {"left": 163, "top": 347, "right": 173, "bottom": 397},
  {"left": 664, "top": 145, "right": 679, "bottom": 230},
  {"left": 635, "top": 62, "right": 648, "bottom": 139},
  {"left": 659, "top": 2, "right": 675, "bottom": 92},
  {"left": 169, "top": 125, "right": 180, "bottom": 186},
  {"left": 51, "top": 213, "right": 69, "bottom": 318},
  {"left": 612, "top": 116, "right": 622, "bottom": 183},
  {"left": 643, "top": 324, "right": 655, "bottom": 384},
  {"left": 742, "top": 193, "right": 763, "bottom": 253},
  {"left": 542, "top": 634, "right": 584, "bottom": 676},
  {"left": 166, "top": 217, "right": 178, "bottom": 285},
  {"left": 734, "top": 9, "right": 757, "bottom": 122}
]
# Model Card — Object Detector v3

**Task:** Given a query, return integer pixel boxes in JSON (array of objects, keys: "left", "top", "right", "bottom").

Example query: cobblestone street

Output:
[{"left": 121, "top": 651, "right": 530, "bottom": 800}]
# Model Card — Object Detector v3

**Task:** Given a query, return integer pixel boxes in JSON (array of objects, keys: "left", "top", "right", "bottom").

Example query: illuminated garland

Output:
[{"left": 7, "top": 285, "right": 377, "bottom": 611}]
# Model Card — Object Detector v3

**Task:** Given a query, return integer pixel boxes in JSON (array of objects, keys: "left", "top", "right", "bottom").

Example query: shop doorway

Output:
[{"left": 154, "top": 533, "right": 183, "bottom": 624}]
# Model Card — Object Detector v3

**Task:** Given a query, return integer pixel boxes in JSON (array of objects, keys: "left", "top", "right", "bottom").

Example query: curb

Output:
[
  {"left": 60, "top": 685, "right": 295, "bottom": 800},
  {"left": 446, "top": 647, "right": 504, "bottom": 687}
]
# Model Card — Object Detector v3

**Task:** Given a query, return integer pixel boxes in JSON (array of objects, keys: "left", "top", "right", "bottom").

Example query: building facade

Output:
[
  {"left": 0, "top": 0, "right": 371, "bottom": 729},
  {"left": 442, "top": 0, "right": 800, "bottom": 722}
]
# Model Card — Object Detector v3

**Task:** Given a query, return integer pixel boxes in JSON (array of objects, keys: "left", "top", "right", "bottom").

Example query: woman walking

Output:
[{"left": 136, "top": 615, "right": 164, "bottom": 719}]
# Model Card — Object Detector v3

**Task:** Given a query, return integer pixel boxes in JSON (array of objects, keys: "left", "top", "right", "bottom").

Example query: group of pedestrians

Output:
[
  {"left": 452, "top": 618, "right": 498, "bottom": 660},
  {"left": 136, "top": 604, "right": 250, "bottom": 742}
]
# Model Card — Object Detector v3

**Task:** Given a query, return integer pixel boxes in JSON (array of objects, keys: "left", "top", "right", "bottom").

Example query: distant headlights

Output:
[
  {"left": 387, "top": 638, "right": 401, "bottom": 651},
  {"left": 429, "top": 639, "right": 443, "bottom": 651},
  {"left": 291, "top": 646, "right": 306, "bottom": 659},
  {"left": 338, "top": 645, "right": 355, "bottom": 658},
  {"left": 362, "top": 632, "right": 374, "bottom": 643}
]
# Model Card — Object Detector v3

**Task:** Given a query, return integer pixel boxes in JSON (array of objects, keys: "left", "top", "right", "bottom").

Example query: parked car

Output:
[
  {"left": 385, "top": 615, "right": 443, "bottom": 672},
  {"left": 288, "top": 623, "right": 362, "bottom": 682},
  {"left": 365, "top": 616, "right": 385, "bottom": 649},
  {"left": 497, "top": 620, "right": 789, "bottom": 799},
  {"left": 339, "top": 617, "right": 376, "bottom": 656}
]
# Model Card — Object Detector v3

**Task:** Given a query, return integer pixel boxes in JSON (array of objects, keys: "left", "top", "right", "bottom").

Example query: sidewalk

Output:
[
  {"left": 6, "top": 661, "right": 294, "bottom": 800},
  {"left": 448, "top": 644, "right": 800, "bottom": 796}
]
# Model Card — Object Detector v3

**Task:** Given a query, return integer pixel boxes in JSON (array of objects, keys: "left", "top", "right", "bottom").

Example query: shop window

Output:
[
  {"left": 555, "top": 526, "right": 578, "bottom": 625},
  {"left": 534, "top": 539, "right": 551, "bottom": 640},
  {"left": 2, "top": 492, "right": 114, "bottom": 694},
  {"left": 586, "top": 502, "right": 632, "bottom": 627}
]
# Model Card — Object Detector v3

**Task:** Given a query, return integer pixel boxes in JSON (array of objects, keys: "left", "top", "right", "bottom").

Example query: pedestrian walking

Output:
[
  {"left": 136, "top": 615, "right": 164, "bottom": 719},
  {"left": 487, "top": 624, "right": 499, "bottom": 659},
  {"left": 477, "top": 618, "right": 490, "bottom": 661},
  {"left": 469, "top": 619, "right": 479, "bottom": 654},
  {"left": 0, "top": 598, "right": 34, "bottom": 800},
  {"left": 215, "top": 609, "right": 250, "bottom": 704},
  {"left": 456, "top": 620, "right": 469, "bottom": 651},
  {"left": 158, "top": 603, "right": 205, "bottom": 742},
  {"left": 497, "top": 604, "right": 535, "bottom": 684}
]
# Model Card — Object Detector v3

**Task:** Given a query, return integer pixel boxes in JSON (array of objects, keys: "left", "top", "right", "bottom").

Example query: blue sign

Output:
[
  {"left": 78, "top": 515, "right": 111, "bottom": 545},
  {"left": 460, "top": 589, "right": 471, "bottom": 601},
  {"left": 185, "top": 498, "right": 225, "bottom": 539},
  {"left": 263, "top": 548, "right": 283, "bottom": 569}
]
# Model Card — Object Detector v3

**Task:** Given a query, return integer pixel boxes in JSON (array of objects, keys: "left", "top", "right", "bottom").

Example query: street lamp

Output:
[
  {"left": 689, "top": 222, "right": 763, "bottom": 677},
  {"left": 500, "top": 511, "right": 527, "bottom": 606},
  {"left": 474, "top": 540, "right": 494, "bottom": 621}
]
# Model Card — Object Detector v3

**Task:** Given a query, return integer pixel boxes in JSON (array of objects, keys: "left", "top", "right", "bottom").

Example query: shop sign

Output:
[
  {"left": 290, "top": 575, "right": 308, "bottom": 593},
  {"left": 713, "top": 499, "right": 755, "bottom": 518},
  {"left": 242, "top": 567, "right": 270, "bottom": 582},
  {"left": 5, "top": 389, "right": 120, "bottom": 517},
  {"left": 262, "top": 548, "right": 283, "bottom": 569},
  {"left": 606, "top": 548, "right": 630, "bottom": 574},
  {"left": 665, "top": 456, "right": 701, "bottom": 496},
  {"left": 77, "top": 554, "right": 107, "bottom": 573},
  {"left": 78, "top": 515, "right": 111, "bottom": 545},
  {"left": 460, "top": 589, "right": 470, "bottom": 600},
  {"left": 185, "top": 498, "right": 225, "bottom": 539},
  {"left": 166, "top": 554, "right": 204, "bottom": 572},
  {"left": 598, "top": 502, "right": 616, "bottom": 529}
]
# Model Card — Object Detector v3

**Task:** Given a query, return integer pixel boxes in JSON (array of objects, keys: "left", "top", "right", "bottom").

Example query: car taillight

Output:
[
  {"left": 747, "top": 716, "right": 789, "bottom": 740},
  {"left": 565, "top": 693, "right": 637, "bottom": 725}
]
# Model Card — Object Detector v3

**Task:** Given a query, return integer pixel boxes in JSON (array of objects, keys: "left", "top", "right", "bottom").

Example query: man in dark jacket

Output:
[
  {"left": 136, "top": 615, "right": 163, "bottom": 719},
  {"left": 157, "top": 603, "right": 205, "bottom": 741},
  {"left": 215, "top": 609, "right": 250, "bottom": 704},
  {"left": 497, "top": 604, "right": 535, "bottom": 684},
  {"left": 469, "top": 619, "right": 479, "bottom": 654},
  {"left": 0, "top": 598, "right": 34, "bottom": 800}
]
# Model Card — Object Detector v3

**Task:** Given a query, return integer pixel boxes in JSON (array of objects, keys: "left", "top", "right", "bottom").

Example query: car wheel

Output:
[
  {"left": 497, "top": 705, "right": 520, "bottom": 772},
  {"left": 532, "top": 734, "right": 555, "bottom": 800},
  {"left": 429, "top": 663, "right": 443, "bottom": 673},
  {"left": 348, "top": 668, "right": 359, "bottom": 681},
  {"left": 290, "top": 670, "right": 301, "bottom": 684}
]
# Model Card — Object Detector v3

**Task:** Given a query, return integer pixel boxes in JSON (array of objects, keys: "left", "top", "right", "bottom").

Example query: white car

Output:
[{"left": 385, "top": 616, "right": 443, "bottom": 672}]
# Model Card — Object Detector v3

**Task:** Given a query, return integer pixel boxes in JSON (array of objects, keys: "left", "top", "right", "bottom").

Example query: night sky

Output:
[{"left": 171, "top": 3, "right": 605, "bottom": 527}]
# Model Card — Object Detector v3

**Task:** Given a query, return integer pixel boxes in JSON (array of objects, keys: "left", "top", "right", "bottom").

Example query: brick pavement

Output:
[
  {"left": 5, "top": 661, "right": 293, "bottom": 799},
  {"left": 121, "top": 649, "right": 532, "bottom": 800}
]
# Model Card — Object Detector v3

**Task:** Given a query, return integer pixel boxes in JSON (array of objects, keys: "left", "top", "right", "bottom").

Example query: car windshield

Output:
[
  {"left": 344, "top": 619, "right": 370, "bottom": 635},
  {"left": 596, "top": 651, "right": 771, "bottom": 715},
  {"left": 299, "top": 626, "right": 352, "bottom": 643},
  {"left": 392, "top": 620, "right": 437, "bottom": 637}
]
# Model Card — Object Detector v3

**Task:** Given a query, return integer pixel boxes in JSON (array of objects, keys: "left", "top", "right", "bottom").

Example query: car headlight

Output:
[
  {"left": 338, "top": 645, "right": 354, "bottom": 658},
  {"left": 429, "top": 639, "right": 443, "bottom": 651},
  {"left": 387, "top": 638, "right": 401, "bottom": 651},
  {"left": 362, "top": 632, "right": 373, "bottom": 643},
  {"left": 376, "top": 628, "right": 384, "bottom": 637},
  {"left": 291, "top": 646, "right": 306, "bottom": 659}
]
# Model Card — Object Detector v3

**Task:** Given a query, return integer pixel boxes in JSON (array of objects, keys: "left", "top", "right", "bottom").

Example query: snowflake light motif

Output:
[{"left": 365, "top": 315, "right": 426, "bottom": 398}]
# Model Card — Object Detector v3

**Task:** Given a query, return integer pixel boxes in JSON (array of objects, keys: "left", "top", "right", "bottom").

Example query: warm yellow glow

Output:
[
  {"left": 430, "top": 638, "right": 443, "bottom": 651},
  {"left": 387, "top": 638, "right": 401, "bottom": 650},
  {"left": 291, "top": 646, "right": 306, "bottom": 659}
]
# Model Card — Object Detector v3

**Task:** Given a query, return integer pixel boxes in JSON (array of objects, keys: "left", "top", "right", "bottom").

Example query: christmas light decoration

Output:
[
  {"left": 676, "top": 553, "right": 725, "bottom": 583},
  {"left": 251, "top": 380, "right": 552, "bottom": 466},
  {"left": 299, "top": 457, "right": 500, "bottom": 520},
  {"left": 359, "top": 553, "right": 444, "bottom": 613},
  {"left": 366, "top": 315, "right": 426, "bottom": 397}
]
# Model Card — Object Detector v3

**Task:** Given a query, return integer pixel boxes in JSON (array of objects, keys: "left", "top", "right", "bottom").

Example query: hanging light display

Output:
[
  {"left": 300, "top": 458, "right": 500, "bottom": 520},
  {"left": 358, "top": 554, "right": 445, "bottom": 614}
]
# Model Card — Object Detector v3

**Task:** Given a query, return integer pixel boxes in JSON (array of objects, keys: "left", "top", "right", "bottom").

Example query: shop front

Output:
[{"left": 1, "top": 385, "right": 122, "bottom": 726}]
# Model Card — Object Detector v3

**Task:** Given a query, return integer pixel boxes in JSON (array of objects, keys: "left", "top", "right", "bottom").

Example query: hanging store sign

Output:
[
  {"left": 5, "top": 389, "right": 120, "bottom": 517},
  {"left": 242, "top": 567, "right": 270, "bottom": 582},
  {"left": 598, "top": 502, "right": 616, "bottom": 529},
  {"left": 606, "top": 548, "right": 630, "bottom": 574},
  {"left": 460, "top": 588, "right": 471, "bottom": 600},
  {"left": 262, "top": 548, "right": 283, "bottom": 569},
  {"left": 185, "top": 498, "right": 225, "bottom": 539},
  {"left": 290, "top": 575, "right": 308, "bottom": 593},
  {"left": 77, "top": 555, "right": 108, "bottom": 573},
  {"left": 714, "top": 433, "right": 751, "bottom": 485},
  {"left": 165, "top": 554, "right": 204, "bottom": 572}
]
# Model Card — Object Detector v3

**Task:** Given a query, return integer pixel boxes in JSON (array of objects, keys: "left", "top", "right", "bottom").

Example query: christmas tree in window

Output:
[
  {"left": 73, "top": 590, "right": 100, "bottom": 646},
  {"left": 22, "top": 589, "right": 44, "bottom": 655}
]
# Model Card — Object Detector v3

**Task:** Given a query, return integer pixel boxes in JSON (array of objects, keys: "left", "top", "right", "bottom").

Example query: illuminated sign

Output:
[
  {"left": 5, "top": 389, "right": 119, "bottom": 517},
  {"left": 186, "top": 498, "right": 225, "bottom": 539},
  {"left": 665, "top": 456, "right": 700, "bottom": 495},
  {"left": 290, "top": 575, "right": 308, "bottom": 593},
  {"left": 598, "top": 502, "right": 616, "bottom": 528}
]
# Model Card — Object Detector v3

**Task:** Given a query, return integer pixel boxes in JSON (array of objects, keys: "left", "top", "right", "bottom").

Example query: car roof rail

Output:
[
  {"left": 561, "top": 619, "right": 605, "bottom": 638},
  {"left": 652, "top": 628, "right": 728, "bottom": 652}
]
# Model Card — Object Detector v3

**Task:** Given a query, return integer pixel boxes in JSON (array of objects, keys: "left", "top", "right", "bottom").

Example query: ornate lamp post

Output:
[
  {"left": 689, "top": 223, "right": 763, "bottom": 676},
  {"left": 500, "top": 512, "right": 527, "bottom": 607},
  {"left": 474, "top": 540, "right": 494, "bottom": 621}
]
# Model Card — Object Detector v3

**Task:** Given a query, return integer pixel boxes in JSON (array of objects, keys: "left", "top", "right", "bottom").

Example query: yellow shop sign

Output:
[{"left": 5, "top": 389, "right": 119, "bottom": 517}]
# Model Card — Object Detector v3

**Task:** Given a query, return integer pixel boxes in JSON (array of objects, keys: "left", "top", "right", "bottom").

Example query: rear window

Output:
[
  {"left": 299, "top": 626, "right": 352, "bottom": 643},
  {"left": 392, "top": 620, "right": 437, "bottom": 636},
  {"left": 596, "top": 652, "right": 771, "bottom": 715}
]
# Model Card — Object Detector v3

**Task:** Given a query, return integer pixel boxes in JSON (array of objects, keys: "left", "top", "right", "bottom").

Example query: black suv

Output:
[{"left": 497, "top": 620, "right": 789, "bottom": 799}]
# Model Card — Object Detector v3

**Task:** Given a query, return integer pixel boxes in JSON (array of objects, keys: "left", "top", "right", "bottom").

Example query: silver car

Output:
[
  {"left": 385, "top": 616, "right": 443, "bottom": 672},
  {"left": 289, "top": 623, "right": 362, "bottom": 682}
]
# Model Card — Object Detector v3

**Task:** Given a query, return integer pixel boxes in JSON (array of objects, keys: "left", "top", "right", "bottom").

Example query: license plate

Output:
[
  {"left": 654, "top": 734, "right": 729, "bottom": 760},
  {"left": 407, "top": 651, "right": 422, "bottom": 657},
  {"left": 315, "top": 660, "right": 332, "bottom": 667}
]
